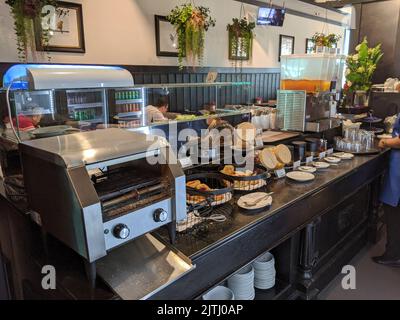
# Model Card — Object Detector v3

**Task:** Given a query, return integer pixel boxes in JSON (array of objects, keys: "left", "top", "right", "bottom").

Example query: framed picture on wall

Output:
[
  {"left": 279, "top": 35, "right": 295, "bottom": 62},
  {"left": 155, "top": 15, "right": 179, "bottom": 57},
  {"left": 35, "top": 1, "right": 86, "bottom": 53},
  {"left": 306, "top": 38, "right": 314, "bottom": 54}
]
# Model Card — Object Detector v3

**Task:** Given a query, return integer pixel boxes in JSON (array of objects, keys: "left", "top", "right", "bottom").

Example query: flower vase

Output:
[{"left": 353, "top": 90, "right": 369, "bottom": 107}]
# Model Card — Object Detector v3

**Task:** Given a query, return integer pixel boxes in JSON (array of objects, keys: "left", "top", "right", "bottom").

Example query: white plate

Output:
[
  {"left": 313, "top": 161, "right": 330, "bottom": 169},
  {"left": 255, "top": 281, "right": 275, "bottom": 290},
  {"left": 286, "top": 171, "right": 315, "bottom": 182},
  {"left": 324, "top": 156, "right": 341, "bottom": 164},
  {"left": 255, "top": 276, "right": 276, "bottom": 282},
  {"left": 237, "top": 192, "right": 273, "bottom": 210},
  {"left": 254, "top": 264, "right": 275, "bottom": 271},
  {"left": 202, "top": 286, "right": 235, "bottom": 300},
  {"left": 254, "top": 260, "right": 275, "bottom": 268},
  {"left": 332, "top": 152, "right": 354, "bottom": 160},
  {"left": 254, "top": 276, "right": 276, "bottom": 285},
  {"left": 298, "top": 166, "right": 317, "bottom": 173}
]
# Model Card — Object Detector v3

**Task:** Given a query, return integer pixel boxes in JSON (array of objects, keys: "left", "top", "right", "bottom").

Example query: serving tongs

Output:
[{"left": 187, "top": 200, "right": 227, "bottom": 223}]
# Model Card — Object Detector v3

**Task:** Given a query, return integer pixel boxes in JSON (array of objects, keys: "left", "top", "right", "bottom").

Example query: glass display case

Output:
[
  {"left": 0, "top": 64, "right": 252, "bottom": 143},
  {"left": 66, "top": 89, "right": 108, "bottom": 124},
  {"left": 111, "top": 87, "right": 146, "bottom": 129}
]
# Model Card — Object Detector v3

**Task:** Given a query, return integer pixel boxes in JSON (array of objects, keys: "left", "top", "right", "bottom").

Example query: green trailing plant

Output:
[
  {"left": 311, "top": 32, "right": 341, "bottom": 49},
  {"left": 344, "top": 37, "right": 383, "bottom": 93},
  {"left": 227, "top": 17, "right": 255, "bottom": 69},
  {"left": 167, "top": 4, "right": 216, "bottom": 70},
  {"left": 5, "top": 0, "right": 58, "bottom": 62}
]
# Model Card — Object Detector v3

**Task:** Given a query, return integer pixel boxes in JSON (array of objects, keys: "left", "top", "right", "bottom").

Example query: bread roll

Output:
[
  {"left": 260, "top": 148, "right": 279, "bottom": 170},
  {"left": 275, "top": 144, "right": 292, "bottom": 164},
  {"left": 187, "top": 180, "right": 201, "bottom": 188},
  {"left": 196, "top": 183, "right": 211, "bottom": 191},
  {"left": 221, "top": 165, "right": 235, "bottom": 175}
]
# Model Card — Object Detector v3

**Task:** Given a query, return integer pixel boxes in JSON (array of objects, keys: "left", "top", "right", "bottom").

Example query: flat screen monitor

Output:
[{"left": 257, "top": 7, "right": 286, "bottom": 26}]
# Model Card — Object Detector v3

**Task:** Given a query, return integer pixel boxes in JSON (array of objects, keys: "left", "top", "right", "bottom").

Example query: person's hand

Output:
[{"left": 379, "top": 139, "right": 388, "bottom": 149}]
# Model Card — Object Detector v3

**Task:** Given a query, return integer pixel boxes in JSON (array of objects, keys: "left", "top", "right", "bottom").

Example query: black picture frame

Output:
[
  {"left": 279, "top": 35, "right": 295, "bottom": 62},
  {"left": 34, "top": 1, "right": 85, "bottom": 53},
  {"left": 155, "top": 15, "right": 179, "bottom": 57},
  {"left": 228, "top": 30, "right": 252, "bottom": 61},
  {"left": 306, "top": 38, "right": 314, "bottom": 54}
]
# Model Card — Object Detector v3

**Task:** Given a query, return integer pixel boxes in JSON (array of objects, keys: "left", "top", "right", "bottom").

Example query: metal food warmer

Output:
[
  {"left": 1, "top": 64, "right": 147, "bottom": 137},
  {"left": 19, "top": 128, "right": 194, "bottom": 299}
]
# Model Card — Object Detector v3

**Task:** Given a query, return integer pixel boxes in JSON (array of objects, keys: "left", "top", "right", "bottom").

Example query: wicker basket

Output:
[
  {"left": 219, "top": 164, "right": 271, "bottom": 192},
  {"left": 186, "top": 173, "right": 234, "bottom": 207}
]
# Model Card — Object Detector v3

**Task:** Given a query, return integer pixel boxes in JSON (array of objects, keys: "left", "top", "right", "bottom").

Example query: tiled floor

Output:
[{"left": 319, "top": 237, "right": 400, "bottom": 300}]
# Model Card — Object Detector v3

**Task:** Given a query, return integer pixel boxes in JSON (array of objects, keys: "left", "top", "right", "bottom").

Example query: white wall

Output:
[{"left": 0, "top": 0, "right": 345, "bottom": 68}]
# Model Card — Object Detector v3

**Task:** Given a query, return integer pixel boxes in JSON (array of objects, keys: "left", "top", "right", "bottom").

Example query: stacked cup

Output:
[
  {"left": 227, "top": 265, "right": 255, "bottom": 300},
  {"left": 253, "top": 252, "right": 276, "bottom": 290}
]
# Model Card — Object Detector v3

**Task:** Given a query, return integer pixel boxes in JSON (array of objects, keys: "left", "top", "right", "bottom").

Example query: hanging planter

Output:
[
  {"left": 227, "top": 17, "right": 255, "bottom": 66},
  {"left": 6, "top": 0, "right": 58, "bottom": 62},
  {"left": 311, "top": 32, "right": 341, "bottom": 52},
  {"left": 167, "top": 3, "right": 216, "bottom": 70}
]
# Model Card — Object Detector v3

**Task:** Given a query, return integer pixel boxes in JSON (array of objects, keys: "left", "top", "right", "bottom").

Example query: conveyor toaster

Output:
[{"left": 19, "top": 128, "right": 186, "bottom": 263}]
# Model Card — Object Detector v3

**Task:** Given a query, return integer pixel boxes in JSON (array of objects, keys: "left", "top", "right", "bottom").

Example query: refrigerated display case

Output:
[
  {"left": 1, "top": 64, "right": 134, "bottom": 142},
  {"left": 110, "top": 87, "right": 146, "bottom": 129},
  {"left": 66, "top": 89, "right": 108, "bottom": 126},
  {"left": 12, "top": 90, "right": 55, "bottom": 117}
]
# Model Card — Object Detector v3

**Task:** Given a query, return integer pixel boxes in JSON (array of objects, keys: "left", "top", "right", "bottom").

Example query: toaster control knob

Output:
[
  {"left": 154, "top": 209, "right": 168, "bottom": 223},
  {"left": 113, "top": 224, "right": 130, "bottom": 239}
]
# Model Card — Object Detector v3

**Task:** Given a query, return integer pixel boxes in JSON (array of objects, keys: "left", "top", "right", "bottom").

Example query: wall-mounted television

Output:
[{"left": 257, "top": 7, "right": 286, "bottom": 26}]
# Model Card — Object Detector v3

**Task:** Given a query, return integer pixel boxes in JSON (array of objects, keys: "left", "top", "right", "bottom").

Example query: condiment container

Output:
[
  {"left": 305, "top": 138, "right": 319, "bottom": 157},
  {"left": 292, "top": 141, "right": 306, "bottom": 161}
]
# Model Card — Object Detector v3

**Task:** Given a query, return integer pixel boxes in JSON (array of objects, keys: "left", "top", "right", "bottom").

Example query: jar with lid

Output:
[
  {"left": 292, "top": 141, "right": 307, "bottom": 161},
  {"left": 305, "top": 138, "right": 319, "bottom": 157}
]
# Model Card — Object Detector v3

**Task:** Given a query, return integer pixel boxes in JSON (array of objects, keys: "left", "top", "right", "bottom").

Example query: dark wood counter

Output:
[{"left": 0, "top": 151, "right": 388, "bottom": 300}]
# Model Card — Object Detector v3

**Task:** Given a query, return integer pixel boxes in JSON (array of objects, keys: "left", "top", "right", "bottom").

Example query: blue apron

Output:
[{"left": 380, "top": 114, "right": 400, "bottom": 207}]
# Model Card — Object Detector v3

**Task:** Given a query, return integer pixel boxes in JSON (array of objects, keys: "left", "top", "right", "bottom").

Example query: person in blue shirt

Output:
[{"left": 373, "top": 114, "right": 400, "bottom": 267}]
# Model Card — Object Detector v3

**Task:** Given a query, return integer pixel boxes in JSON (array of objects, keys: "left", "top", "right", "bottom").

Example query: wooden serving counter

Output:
[{"left": 0, "top": 151, "right": 388, "bottom": 300}]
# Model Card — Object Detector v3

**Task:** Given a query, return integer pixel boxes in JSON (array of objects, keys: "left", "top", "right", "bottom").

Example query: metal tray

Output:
[
  {"left": 96, "top": 234, "right": 194, "bottom": 300},
  {"left": 30, "top": 125, "right": 76, "bottom": 138}
]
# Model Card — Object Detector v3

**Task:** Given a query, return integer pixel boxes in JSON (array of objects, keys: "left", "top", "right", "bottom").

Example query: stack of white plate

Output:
[
  {"left": 227, "top": 265, "right": 255, "bottom": 300},
  {"left": 202, "top": 286, "right": 235, "bottom": 300},
  {"left": 253, "top": 252, "right": 276, "bottom": 290}
]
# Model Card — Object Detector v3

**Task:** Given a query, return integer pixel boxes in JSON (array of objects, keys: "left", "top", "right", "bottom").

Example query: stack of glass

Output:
[{"left": 335, "top": 128, "right": 375, "bottom": 153}]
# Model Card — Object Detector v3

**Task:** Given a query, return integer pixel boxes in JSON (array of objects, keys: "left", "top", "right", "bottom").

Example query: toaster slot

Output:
[{"left": 91, "top": 166, "right": 171, "bottom": 221}]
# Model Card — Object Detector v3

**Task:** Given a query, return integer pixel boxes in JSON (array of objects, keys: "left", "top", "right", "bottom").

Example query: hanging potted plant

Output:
[
  {"left": 5, "top": 0, "right": 58, "bottom": 62},
  {"left": 167, "top": 3, "right": 216, "bottom": 70},
  {"left": 343, "top": 37, "right": 383, "bottom": 107},
  {"left": 311, "top": 32, "right": 341, "bottom": 52},
  {"left": 227, "top": 17, "right": 255, "bottom": 66}
]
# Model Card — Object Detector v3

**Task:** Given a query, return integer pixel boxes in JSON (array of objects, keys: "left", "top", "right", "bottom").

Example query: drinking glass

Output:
[
  {"left": 334, "top": 136, "right": 342, "bottom": 149},
  {"left": 353, "top": 142, "right": 362, "bottom": 153}
]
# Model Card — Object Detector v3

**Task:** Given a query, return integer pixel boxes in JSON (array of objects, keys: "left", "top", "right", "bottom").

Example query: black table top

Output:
[
  {"left": 156, "top": 152, "right": 387, "bottom": 260},
  {"left": 0, "top": 150, "right": 388, "bottom": 300}
]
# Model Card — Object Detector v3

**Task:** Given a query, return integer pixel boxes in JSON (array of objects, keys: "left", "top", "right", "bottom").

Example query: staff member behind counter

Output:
[
  {"left": 5, "top": 103, "right": 44, "bottom": 131},
  {"left": 374, "top": 113, "right": 400, "bottom": 267},
  {"left": 146, "top": 95, "right": 169, "bottom": 125}
]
